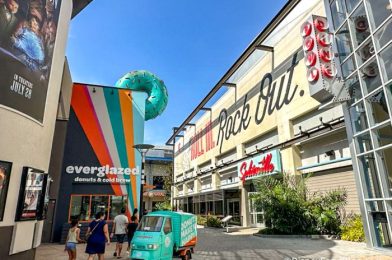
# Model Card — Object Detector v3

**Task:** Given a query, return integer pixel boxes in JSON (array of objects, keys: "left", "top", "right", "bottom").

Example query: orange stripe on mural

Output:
[
  {"left": 119, "top": 90, "right": 137, "bottom": 207},
  {"left": 71, "top": 84, "right": 122, "bottom": 195}
]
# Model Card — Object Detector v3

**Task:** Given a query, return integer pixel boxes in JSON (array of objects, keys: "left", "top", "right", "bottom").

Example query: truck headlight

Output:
[
  {"left": 147, "top": 244, "right": 158, "bottom": 250},
  {"left": 132, "top": 243, "right": 137, "bottom": 249}
]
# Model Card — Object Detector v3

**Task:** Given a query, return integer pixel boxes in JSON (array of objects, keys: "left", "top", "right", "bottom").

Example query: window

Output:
[
  {"left": 163, "top": 218, "right": 172, "bottom": 234},
  {"left": 349, "top": 3, "right": 371, "bottom": 47},
  {"left": 379, "top": 43, "right": 392, "bottom": 82},
  {"left": 373, "top": 123, "right": 392, "bottom": 148},
  {"left": 366, "top": 89, "right": 390, "bottom": 125},
  {"left": 331, "top": 0, "right": 347, "bottom": 29},
  {"left": 375, "top": 18, "right": 392, "bottom": 50},
  {"left": 360, "top": 58, "right": 382, "bottom": 94},
  {"left": 355, "top": 131, "right": 373, "bottom": 153},
  {"left": 69, "top": 196, "right": 90, "bottom": 221},
  {"left": 365, "top": 0, "right": 392, "bottom": 31},
  {"left": 347, "top": 73, "right": 362, "bottom": 102},
  {"left": 379, "top": 146, "right": 392, "bottom": 197},
  {"left": 342, "top": 56, "right": 356, "bottom": 78},
  {"left": 345, "top": 0, "right": 360, "bottom": 13},
  {"left": 356, "top": 38, "right": 375, "bottom": 66},
  {"left": 109, "top": 196, "right": 127, "bottom": 220},
  {"left": 138, "top": 216, "right": 164, "bottom": 232},
  {"left": 350, "top": 101, "right": 369, "bottom": 133},
  {"left": 153, "top": 176, "right": 164, "bottom": 190},
  {"left": 335, "top": 23, "right": 353, "bottom": 62},
  {"left": 69, "top": 195, "right": 127, "bottom": 222},
  {"left": 358, "top": 153, "right": 383, "bottom": 198}
]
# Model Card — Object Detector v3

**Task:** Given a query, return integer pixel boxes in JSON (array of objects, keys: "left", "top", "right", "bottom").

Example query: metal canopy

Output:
[{"left": 165, "top": 0, "right": 300, "bottom": 145}]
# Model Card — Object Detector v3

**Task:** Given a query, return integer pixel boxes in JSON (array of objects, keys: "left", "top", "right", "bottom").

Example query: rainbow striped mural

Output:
[{"left": 70, "top": 83, "right": 147, "bottom": 214}]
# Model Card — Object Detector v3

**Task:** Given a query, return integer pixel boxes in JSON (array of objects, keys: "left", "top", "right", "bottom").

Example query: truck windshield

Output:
[{"left": 137, "top": 216, "right": 164, "bottom": 232}]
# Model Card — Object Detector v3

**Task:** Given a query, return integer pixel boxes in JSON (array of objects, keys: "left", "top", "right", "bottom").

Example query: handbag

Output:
[{"left": 85, "top": 220, "right": 101, "bottom": 241}]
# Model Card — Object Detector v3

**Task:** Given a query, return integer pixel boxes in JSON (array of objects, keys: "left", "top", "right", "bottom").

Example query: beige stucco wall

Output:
[{"left": 0, "top": 0, "right": 73, "bottom": 254}]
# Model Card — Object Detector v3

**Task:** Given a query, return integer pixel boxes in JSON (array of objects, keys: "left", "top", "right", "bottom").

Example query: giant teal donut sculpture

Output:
[{"left": 115, "top": 70, "right": 168, "bottom": 121}]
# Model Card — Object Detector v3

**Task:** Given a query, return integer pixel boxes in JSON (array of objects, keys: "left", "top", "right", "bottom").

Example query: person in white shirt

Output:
[{"left": 111, "top": 208, "right": 128, "bottom": 259}]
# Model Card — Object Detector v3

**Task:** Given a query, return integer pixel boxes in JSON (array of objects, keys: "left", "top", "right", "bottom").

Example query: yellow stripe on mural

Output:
[{"left": 119, "top": 90, "right": 138, "bottom": 208}]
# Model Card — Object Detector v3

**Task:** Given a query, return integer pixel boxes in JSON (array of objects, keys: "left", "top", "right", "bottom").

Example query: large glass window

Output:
[
  {"left": 366, "top": 89, "right": 390, "bottom": 124},
  {"left": 336, "top": 23, "right": 353, "bottom": 62},
  {"left": 365, "top": 0, "right": 392, "bottom": 31},
  {"left": 214, "top": 200, "right": 223, "bottom": 216},
  {"left": 356, "top": 38, "right": 375, "bottom": 66},
  {"left": 350, "top": 101, "right": 369, "bottom": 133},
  {"left": 153, "top": 176, "right": 164, "bottom": 190},
  {"left": 359, "top": 153, "right": 383, "bottom": 198},
  {"left": 109, "top": 196, "right": 127, "bottom": 220},
  {"left": 379, "top": 43, "right": 392, "bottom": 82},
  {"left": 374, "top": 124, "right": 392, "bottom": 149},
  {"left": 331, "top": 0, "right": 347, "bottom": 29},
  {"left": 69, "top": 196, "right": 90, "bottom": 221},
  {"left": 346, "top": 0, "right": 360, "bottom": 13},
  {"left": 349, "top": 3, "right": 371, "bottom": 47},
  {"left": 375, "top": 17, "right": 392, "bottom": 50},
  {"left": 90, "top": 196, "right": 109, "bottom": 220},
  {"left": 360, "top": 58, "right": 382, "bottom": 94},
  {"left": 355, "top": 131, "right": 373, "bottom": 153},
  {"left": 347, "top": 72, "right": 362, "bottom": 102},
  {"left": 342, "top": 56, "right": 357, "bottom": 78}
]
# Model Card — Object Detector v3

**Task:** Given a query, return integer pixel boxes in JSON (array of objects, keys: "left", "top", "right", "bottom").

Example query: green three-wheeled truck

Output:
[{"left": 131, "top": 211, "right": 197, "bottom": 260}]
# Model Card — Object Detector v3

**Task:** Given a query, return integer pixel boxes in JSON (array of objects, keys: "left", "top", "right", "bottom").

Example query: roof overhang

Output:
[{"left": 72, "top": 0, "right": 93, "bottom": 19}]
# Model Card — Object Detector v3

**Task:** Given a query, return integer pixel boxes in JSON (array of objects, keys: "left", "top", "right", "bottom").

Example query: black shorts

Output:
[{"left": 116, "top": 234, "right": 126, "bottom": 243}]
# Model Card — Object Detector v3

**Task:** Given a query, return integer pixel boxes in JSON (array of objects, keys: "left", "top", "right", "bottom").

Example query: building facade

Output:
[
  {"left": 324, "top": 0, "right": 392, "bottom": 249},
  {"left": 143, "top": 146, "right": 173, "bottom": 212},
  {"left": 170, "top": 0, "right": 361, "bottom": 229}
]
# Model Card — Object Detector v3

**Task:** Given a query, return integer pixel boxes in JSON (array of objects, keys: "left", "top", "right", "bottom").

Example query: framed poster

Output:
[
  {"left": 16, "top": 167, "right": 47, "bottom": 221},
  {"left": 0, "top": 161, "right": 12, "bottom": 221},
  {"left": 38, "top": 174, "right": 50, "bottom": 220},
  {"left": 0, "top": 0, "right": 62, "bottom": 123}
]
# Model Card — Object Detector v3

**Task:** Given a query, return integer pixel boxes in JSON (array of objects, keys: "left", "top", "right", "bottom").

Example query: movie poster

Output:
[
  {"left": 17, "top": 167, "right": 45, "bottom": 220},
  {"left": 0, "top": 161, "right": 12, "bottom": 221},
  {"left": 0, "top": 0, "right": 62, "bottom": 123}
]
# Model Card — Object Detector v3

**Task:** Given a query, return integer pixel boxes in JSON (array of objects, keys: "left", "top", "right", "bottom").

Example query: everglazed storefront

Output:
[{"left": 169, "top": 0, "right": 360, "bottom": 228}]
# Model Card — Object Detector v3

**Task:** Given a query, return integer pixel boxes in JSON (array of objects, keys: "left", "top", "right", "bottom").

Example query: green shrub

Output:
[
  {"left": 340, "top": 215, "right": 365, "bottom": 242},
  {"left": 154, "top": 200, "right": 172, "bottom": 211},
  {"left": 206, "top": 215, "right": 222, "bottom": 228},
  {"left": 196, "top": 215, "right": 207, "bottom": 226},
  {"left": 252, "top": 175, "right": 347, "bottom": 235}
]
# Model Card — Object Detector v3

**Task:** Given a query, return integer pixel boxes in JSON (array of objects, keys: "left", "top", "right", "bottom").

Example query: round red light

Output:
[
  {"left": 305, "top": 51, "right": 317, "bottom": 67},
  {"left": 301, "top": 22, "right": 312, "bottom": 37},
  {"left": 321, "top": 63, "right": 337, "bottom": 78},
  {"left": 316, "top": 32, "right": 332, "bottom": 47},
  {"left": 319, "top": 47, "right": 333, "bottom": 62},
  {"left": 307, "top": 67, "right": 319, "bottom": 83},
  {"left": 314, "top": 17, "right": 328, "bottom": 32},
  {"left": 303, "top": 36, "right": 314, "bottom": 51}
]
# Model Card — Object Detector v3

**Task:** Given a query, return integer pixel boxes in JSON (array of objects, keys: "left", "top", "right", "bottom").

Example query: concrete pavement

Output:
[{"left": 36, "top": 227, "right": 392, "bottom": 259}]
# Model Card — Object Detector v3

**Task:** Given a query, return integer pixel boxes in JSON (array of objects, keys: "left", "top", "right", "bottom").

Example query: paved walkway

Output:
[{"left": 36, "top": 227, "right": 392, "bottom": 260}]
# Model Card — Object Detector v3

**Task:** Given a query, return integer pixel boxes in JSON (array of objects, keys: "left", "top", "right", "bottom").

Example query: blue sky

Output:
[{"left": 66, "top": 0, "right": 287, "bottom": 145}]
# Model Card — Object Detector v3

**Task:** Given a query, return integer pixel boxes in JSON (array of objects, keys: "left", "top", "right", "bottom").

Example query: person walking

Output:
[
  {"left": 132, "top": 208, "right": 139, "bottom": 223},
  {"left": 126, "top": 215, "right": 139, "bottom": 255},
  {"left": 111, "top": 208, "right": 128, "bottom": 259},
  {"left": 85, "top": 212, "right": 110, "bottom": 260},
  {"left": 64, "top": 219, "right": 84, "bottom": 260}
]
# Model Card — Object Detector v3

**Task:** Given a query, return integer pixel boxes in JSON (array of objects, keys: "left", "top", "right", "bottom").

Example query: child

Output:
[
  {"left": 65, "top": 219, "right": 84, "bottom": 260},
  {"left": 126, "top": 216, "right": 139, "bottom": 255}
]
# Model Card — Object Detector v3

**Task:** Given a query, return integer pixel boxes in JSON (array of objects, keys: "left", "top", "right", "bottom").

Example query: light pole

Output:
[{"left": 133, "top": 144, "right": 154, "bottom": 219}]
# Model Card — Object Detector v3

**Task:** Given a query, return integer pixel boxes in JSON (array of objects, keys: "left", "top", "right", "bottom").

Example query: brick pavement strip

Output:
[{"left": 36, "top": 228, "right": 392, "bottom": 260}]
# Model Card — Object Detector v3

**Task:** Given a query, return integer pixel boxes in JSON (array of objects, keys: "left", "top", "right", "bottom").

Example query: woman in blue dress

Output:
[{"left": 86, "top": 212, "right": 110, "bottom": 260}]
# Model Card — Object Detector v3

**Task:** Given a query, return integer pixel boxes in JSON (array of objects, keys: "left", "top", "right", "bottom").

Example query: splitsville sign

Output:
[{"left": 237, "top": 150, "right": 282, "bottom": 182}]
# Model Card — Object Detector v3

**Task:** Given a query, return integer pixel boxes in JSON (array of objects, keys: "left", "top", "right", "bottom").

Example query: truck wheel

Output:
[{"left": 182, "top": 250, "right": 191, "bottom": 260}]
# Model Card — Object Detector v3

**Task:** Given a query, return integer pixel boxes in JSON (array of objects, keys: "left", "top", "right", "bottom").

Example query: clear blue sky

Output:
[{"left": 66, "top": 0, "right": 287, "bottom": 145}]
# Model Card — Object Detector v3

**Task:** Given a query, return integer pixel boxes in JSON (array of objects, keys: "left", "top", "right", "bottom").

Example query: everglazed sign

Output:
[
  {"left": 66, "top": 165, "right": 140, "bottom": 184},
  {"left": 237, "top": 150, "right": 282, "bottom": 182}
]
